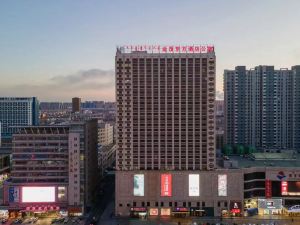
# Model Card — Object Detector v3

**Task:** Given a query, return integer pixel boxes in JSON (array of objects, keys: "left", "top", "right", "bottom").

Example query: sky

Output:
[{"left": 0, "top": 0, "right": 300, "bottom": 101}]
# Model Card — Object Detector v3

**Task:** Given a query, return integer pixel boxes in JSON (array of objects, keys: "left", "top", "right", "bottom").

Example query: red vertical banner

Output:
[
  {"left": 161, "top": 174, "right": 172, "bottom": 196},
  {"left": 281, "top": 181, "right": 288, "bottom": 195},
  {"left": 265, "top": 180, "right": 272, "bottom": 198}
]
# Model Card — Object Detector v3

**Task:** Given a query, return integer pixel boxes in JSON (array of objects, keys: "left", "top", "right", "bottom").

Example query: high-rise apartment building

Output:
[
  {"left": 72, "top": 97, "right": 81, "bottom": 113},
  {"left": 0, "top": 97, "right": 39, "bottom": 140},
  {"left": 224, "top": 65, "right": 300, "bottom": 150},
  {"left": 115, "top": 45, "right": 218, "bottom": 216},
  {"left": 116, "top": 45, "right": 216, "bottom": 171}
]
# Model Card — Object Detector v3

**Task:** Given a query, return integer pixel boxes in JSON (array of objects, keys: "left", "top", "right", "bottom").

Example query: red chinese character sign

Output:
[
  {"left": 118, "top": 45, "right": 214, "bottom": 54},
  {"left": 281, "top": 181, "right": 288, "bottom": 195},
  {"left": 265, "top": 180, "right": 272, "bottom": 198},
  {"left": 161, "top": 174, "right": 172, "bottom": 197}
]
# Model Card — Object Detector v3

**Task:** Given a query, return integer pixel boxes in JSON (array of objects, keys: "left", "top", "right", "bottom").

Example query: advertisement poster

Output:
[
  {"left": 189, "top": 174, "right": 200, "bottom": 196},
  {"left": 22, "top": 187, "right": 55, "bottom": 203},
  {"left": 9, "top": 187, "right": 19, "bottom": 203},
  {"left": 218, "top": 174, "right": 227, "bottom": 196},
  {"left": 161, "top": 174, "right": 172, "bottom": 197},
  {"left": 133, "top": 174, "right": 144, "bottom": 196}
]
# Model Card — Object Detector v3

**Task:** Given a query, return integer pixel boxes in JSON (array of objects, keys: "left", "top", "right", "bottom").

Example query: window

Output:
[{"left": 202, "top": 202, "right": 205, "bottom": 207}]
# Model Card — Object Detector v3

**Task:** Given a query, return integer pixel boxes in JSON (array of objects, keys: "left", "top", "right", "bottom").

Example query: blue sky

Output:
[{"left": 0, "top": 0, "right": 300, "bottom": 101}]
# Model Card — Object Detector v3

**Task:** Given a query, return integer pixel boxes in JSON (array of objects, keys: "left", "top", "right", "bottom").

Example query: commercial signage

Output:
[
  {"left": 258, "top": 199, "right": 282, "bottom": 209},
  {"left": 161, "top": 174, "right": 172, "bottom": 197},
  {"left": 130, "top": 207, "right": 147, "bottom": 212},
  {"left": 9, "top": 187, "right": 19, "bottom": 203},
  {"left": 189, "top": 174, "right": 200, "bottom": 196},
  {"left": 117, "top": 45, "right": 214, "bottom": 54},
  {"left": 149, "top": 208, "right": 158, "bottom": 216},
  {"left": 22, "top": 187, "right": 55, "bottom": 203},
  {"left": 230, "top": 201, "right": 242, "bottom": 214},
  {"left": 218, "top": 174, "right": 227, "bottom": 196},
  {"left": 281, "top": 181, "right": 300, "bottom": 196},
  {"left": 160, "top": 208, "right": 171, "bottom": 216},
  {"left": 281, "top": 181, "right": 288, "bottom": 195},
  {"left": 265, "top": 180, "right": 272, "bottom": 198},
  {"left": 174, "top": 207, "right": 189, "bottom": 212},
  {"left": 133, "top": 174, "right": 144, "bottom": 196}
]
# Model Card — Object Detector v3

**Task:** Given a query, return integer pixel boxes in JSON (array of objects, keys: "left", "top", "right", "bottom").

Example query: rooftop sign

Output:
[{"left": 117, "top": 45, "right": 214, "bottom": 54}]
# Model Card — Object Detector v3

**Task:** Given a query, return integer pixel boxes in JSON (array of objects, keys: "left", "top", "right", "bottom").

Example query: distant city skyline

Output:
[{"left": 1, "top": 0, "right": 300, "bottom": 101}]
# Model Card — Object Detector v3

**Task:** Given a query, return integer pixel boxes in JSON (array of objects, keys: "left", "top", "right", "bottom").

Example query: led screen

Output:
[
  {"left": 133, "top": 174, "right": 144, "bottom": 196},
  {"left": 161, "top": 174, "right": 172, "bottom": 197},
  {"left": 189, "top": 174, "right": 200, "bottom": 196},
  {"left": 22, "top": 187, "right": 55, "bottom": 203},
  {"left": 218, "top": 174, "right": 227, "bottom": 196},
  {"left": 288, "top": 181, "right": 300, "bottom": 192}
]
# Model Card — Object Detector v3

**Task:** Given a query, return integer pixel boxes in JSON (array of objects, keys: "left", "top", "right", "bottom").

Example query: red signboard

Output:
[
  {"left": 118, "top": 45, "right": 215, "bottom": 54},
  {"left": 265, "top": 180, "right": 272, "bottom": 198},
  {"left": 281, "top": 181, "right": 288, "bottom": 195},
  {"left": 161, "top": 174, "right": 172, "bottom": 197}
]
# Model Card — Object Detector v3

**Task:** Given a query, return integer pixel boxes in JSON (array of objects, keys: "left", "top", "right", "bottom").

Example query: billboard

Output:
[
  {"left": 218, "top": 174, "right": 227, "bottom": 196},
  {"left": 133, "top": 174, "right": 144, "bottom": 196},
  {"left": 9, "top": 187, "right": 19, "bottom": 203},
  {"left": 281, "top": 181, "right": 300, "bottom": 196},
  {"left": 22, "top": 187, "right": 55, "bottom": 203},
  {"left": 258, "top": 199, "right": 282, "bottom": 209},
  {"left": 161, "top": 174, "right": 172, "bottom": 197},
  {"left": 189, "top": 174, "right": 200, "bottom": 196}
]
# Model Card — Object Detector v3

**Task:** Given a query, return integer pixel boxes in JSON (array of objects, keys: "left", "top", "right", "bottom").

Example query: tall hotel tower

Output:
[{"left": 115, "top": 45, "right": 217, "bottom": 216}]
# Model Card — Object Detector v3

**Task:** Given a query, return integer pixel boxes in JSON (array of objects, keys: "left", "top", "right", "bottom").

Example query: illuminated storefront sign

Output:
[
  {"left": 173, "top": 207, "right": 189, "bottom": 212},
  {"left": 130, "top": 207, "right": 147, "bottom": 212},
  {"left": 230, "top": 201, "right": 242, "bottom": 214},
  {"left": 117, "top": 45, "right": 214, "bottom": 54},
  {"left": 265, "top": 180, "right": 272, "bottom": 198},
  {"left": 189, "top": 174, "right": 200, "bottom": 196},
  {"left": 22, "top": 187, "right": 55, "bottom": 203},
  {"left": 258, "top": 199, "right": 282, "bottom": 209},
  {"left": 161, "top": 174, "right": 172, "bottom": 197},
  {"left": 218, "top": 174, "right": 227, "bottom": 196},
  {"left": 281, "top": 181, "right": 300, "bottom": 196},
  {"left": 281, "top": 181, "right": 288, "bottom": 195},
  {"left": 133, "top": 174, "right": 144, "bottom": 196},
  {"left": 160, "top": 208, "right": 171, "bottom": 216},
  {"left": 149, "top": 208, "right": 158, "bottom": 216}
]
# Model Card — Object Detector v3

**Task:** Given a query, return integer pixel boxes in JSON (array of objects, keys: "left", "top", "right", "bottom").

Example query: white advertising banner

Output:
[
  {"left": 218, "top": 174, "right": 227, "bottom": 196},
  {"left": 22, "top": 187, "right": 55, "bottom": 203},
  {"left": 189, "top": 174, "right": 200, "bottom": 196},
  {"left": 133, "top": 174, "right": 144, "bottom": 196}
]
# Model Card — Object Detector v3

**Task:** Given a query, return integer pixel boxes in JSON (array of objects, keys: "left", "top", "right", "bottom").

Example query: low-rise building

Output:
[
  {"left": 3, "top": 119, "right": 98, "bottom": 218},
  {"left": 116, "top": 153, "right": 300, "bottom": 218}
]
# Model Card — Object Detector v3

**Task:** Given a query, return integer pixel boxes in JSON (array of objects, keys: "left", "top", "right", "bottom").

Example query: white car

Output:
[{"left": 288, "top": 205, "right": 300, "bottom": 213}]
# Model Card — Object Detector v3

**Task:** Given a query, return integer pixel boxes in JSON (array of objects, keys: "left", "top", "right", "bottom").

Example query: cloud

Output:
[{"left": 0, "top": 69, "right": 115, "bottom": 101}]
